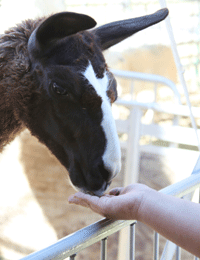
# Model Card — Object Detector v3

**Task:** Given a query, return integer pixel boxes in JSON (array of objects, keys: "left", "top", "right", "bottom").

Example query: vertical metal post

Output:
[
  {"left": 154, "top": 82, "right": 158, "bottom": 103},
  {"left": 130, "top": 80, "right": 135, "bottom": 99},
  {"left": 195, "top": 189, "right": 199, "bottom": 260},
  {"left": 130, "top": 223, "right": 136, "bottom": 260},
  {"left": 118, "top": 108, "right": 142, "bottom": 260},
  {"left": 124, "top": 107, "right": 142, "bottom": 185},
  {"left": 101, "top": 237, "right": 108, "bottom": 260},
  {"left": 153, "top": 232, "right": 159, "bottom": 260},
  {"left": 176, "top": 246, "right": 181, "bottom": 260},
  {"left": 159, "top": 0, "right": 200, "bottom": 150},
  {"left": 70, "top": 254, "right": 76, "bottom": 260},
  {"left": 152, "top": 82, "right": 157, "bottom": 123},
  {"left": 195, "top": 189, "right": 200, "bottom": 260}
]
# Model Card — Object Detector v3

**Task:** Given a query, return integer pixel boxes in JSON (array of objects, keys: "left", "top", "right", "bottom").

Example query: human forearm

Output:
[
  {"left": 69, "top": 184, "right": 200, "bottom": 257},
  {"left": 137, "top": 189, "right": 200, "bottom": 257}
]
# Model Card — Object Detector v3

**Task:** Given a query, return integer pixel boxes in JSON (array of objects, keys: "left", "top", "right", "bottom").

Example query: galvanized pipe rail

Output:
[
  {"left": 111, "top": 69, "right": 182, "bottom": 104},
  {"left": 21, "top": 218, "right": 136, "bottom": 260},
  {"left": 21, "top": 159, "right": 200, "bottom": 260}
]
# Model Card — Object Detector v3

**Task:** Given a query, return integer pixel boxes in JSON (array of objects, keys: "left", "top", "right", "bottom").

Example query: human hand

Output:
[
  {"left": 68, "top": 183, "right": 152, "bottom": 220},
  {"left": 70, "top": 182, "right": 200, "bottom": 257}
]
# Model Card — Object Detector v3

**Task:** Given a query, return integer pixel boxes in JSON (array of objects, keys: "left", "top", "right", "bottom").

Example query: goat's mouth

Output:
[
  {"left": 68, "top": 160, "right": 112, "bottom": 196},
  {"left": 82, "top": 180, "right": 112, "bottom": 197},
  {"left": 72, "top": 180, "right": 112, "bottom": 197}
]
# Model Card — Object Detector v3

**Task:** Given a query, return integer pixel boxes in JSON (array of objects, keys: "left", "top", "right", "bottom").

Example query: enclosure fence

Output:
[{"left": 21, "top": 157, "right": 200, "bottom": 260}]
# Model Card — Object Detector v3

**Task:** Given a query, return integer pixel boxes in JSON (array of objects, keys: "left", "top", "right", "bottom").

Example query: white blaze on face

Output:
[{"left": 83, "top": 62, "right": 121, "bottom": 178}]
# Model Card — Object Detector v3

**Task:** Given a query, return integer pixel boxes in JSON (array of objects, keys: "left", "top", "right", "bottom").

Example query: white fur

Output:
[{"left": 83, "top": 62, "right": 121, "bottom": 178}]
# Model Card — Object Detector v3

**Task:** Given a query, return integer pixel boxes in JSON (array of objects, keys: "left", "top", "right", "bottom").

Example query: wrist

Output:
[{"left": 136, "top": 187, "right": 158, "bottom": 222}]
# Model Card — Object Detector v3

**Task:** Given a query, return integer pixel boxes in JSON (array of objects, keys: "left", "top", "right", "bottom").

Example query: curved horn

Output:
[{"left": 93, "top": 8, "right": 169, "bottom": 50}]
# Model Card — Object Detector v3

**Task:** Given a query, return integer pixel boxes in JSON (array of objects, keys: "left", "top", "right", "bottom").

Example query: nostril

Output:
[{"left": 97, "top": 161, "right": 111, "bottom": 181}]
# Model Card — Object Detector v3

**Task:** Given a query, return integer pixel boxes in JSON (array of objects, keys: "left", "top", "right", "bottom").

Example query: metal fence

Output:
[{"left": 21, "top": 156, "right": 200, "bottom": 260}]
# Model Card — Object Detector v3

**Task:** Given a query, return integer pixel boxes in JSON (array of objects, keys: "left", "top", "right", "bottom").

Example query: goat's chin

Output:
[
  {"left": 79, "top": 188, "right": 106, "bottom": 197},
  {"left": 68, "top": 177, "right": 110, "bottom": 197}
]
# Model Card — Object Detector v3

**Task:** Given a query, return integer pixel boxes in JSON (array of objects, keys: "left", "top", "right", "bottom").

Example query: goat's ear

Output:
[
  {"left": 92, "top": 8, "right": 169, "bottom": 50},
  {"left": 28, "top": 12, "right": 96, "bottom": 51}
]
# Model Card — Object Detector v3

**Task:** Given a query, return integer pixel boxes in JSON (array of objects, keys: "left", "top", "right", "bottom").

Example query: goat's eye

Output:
[{"left": 52, "top": 83, "right": 68, "bottom": 95}]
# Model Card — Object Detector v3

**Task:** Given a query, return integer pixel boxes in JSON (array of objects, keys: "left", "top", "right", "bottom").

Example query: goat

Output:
[{"left": 0, "top": 9, "right": 168, "bottom": 196}]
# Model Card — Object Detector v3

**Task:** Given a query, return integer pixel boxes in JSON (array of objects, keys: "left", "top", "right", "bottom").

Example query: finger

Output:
[
  {"left": 68, "top": 192, "right": 87, "bottom": 203},
  {"left": 109, "top": 187, "right": 123, "bottom": 196},
  {"left": 68, "top": 197, "right": 89, "bottom": 208},
  {"left": 68, "top": 192, "right": 115, "bottom": 217},
  {"left": 68, "top": 192, "right": 100, "bottom": 209}
]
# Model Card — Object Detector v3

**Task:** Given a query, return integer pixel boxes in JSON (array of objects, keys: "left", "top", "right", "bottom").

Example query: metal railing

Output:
[
  {"left": 111, "top": 69, "right": 182, "bottom": 104},
  {"left": 21, "top": 156, "right": 200, "bottom": 260}
]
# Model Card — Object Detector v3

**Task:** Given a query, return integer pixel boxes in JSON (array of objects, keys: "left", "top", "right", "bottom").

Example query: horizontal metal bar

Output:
[
  {"left": 111, "top": 69, "right": 181, "bottom": 102},
  {"left": 141, "top": 123, "right": 200, "bottom": 146},
  {"left": 160, "top": 172, "right": 200, "bottom": 198},
  {"left": 21, "top": 219, "right": 136, "bottom": 260},
  {"left": 160, "top": 155, "right": 200, "bottom": 198},
  {"left": 115, "top": 99, "right": 200, "bottom": 118}
]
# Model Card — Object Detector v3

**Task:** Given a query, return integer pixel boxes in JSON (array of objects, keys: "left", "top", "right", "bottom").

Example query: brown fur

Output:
[{"left": 0, "top": 18, "right": 44, "bottom": 151}]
